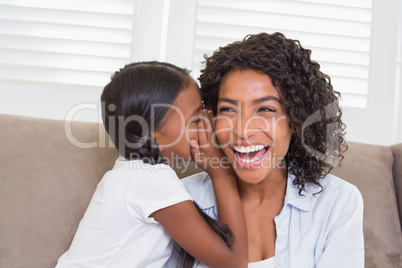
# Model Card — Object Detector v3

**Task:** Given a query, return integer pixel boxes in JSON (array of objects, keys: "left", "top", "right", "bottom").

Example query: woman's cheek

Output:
[{"left": 215, "top": 119, "right": 233, "bottom": 146}]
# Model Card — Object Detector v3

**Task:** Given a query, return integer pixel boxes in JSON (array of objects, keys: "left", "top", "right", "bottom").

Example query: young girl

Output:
[{"left": 55, "top": 61, "right": 248, "bottom": 268}]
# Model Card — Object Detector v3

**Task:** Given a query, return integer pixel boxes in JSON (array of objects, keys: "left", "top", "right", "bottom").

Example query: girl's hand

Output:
[{"left": 190, "top": 110, "right": 233, "bottom": 178}]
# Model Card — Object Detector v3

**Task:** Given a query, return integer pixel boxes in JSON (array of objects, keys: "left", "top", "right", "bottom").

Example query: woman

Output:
[{"left": 166, "top": 32, "right": 364, "bottom": 267}]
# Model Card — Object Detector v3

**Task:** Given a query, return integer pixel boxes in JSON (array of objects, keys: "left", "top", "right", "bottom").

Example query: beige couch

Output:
[{"left": 0, "top": 113, "right": 401, "bottom": 268}]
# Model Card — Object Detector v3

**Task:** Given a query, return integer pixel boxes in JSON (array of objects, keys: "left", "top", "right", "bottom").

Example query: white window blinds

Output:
[
  {"left": 192, "top": 0, "right": 373, "bottom": 108},
  {"left": 0, "top": 0, "right": 135, "bottom": 87}
]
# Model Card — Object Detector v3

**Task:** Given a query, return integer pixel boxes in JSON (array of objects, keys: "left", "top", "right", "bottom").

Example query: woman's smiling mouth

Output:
[{"left": 231, "top": 144, "right": 269, "bottom": 167}]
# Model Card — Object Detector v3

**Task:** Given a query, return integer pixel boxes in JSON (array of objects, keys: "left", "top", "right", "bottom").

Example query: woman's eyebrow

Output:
[
  {"left": 218, "top": 96, "right": 280, "bottom": 105},
  {"left": 217, "top": 97, "right": 238, "bottom": 105},
  {"left": 252, "top": 96, "right": 281, "bottom": 104}
]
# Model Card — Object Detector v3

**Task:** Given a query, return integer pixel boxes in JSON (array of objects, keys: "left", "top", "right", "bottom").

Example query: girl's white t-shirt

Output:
[{"left": 56, "top": 158, "right": 192, "bottom": 268}]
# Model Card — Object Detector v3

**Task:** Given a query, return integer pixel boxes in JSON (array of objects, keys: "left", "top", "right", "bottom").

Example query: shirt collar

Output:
[
  {"left": 284, "top": 173, "right": 321, "bottom": 212},
  {"left": 192, "top": 172, "right": 322, "bottom": 213}
]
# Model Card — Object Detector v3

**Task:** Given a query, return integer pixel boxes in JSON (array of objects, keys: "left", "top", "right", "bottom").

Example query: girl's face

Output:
[
  {"left": 153, "top": 80, "right": 202, "bottom": 166},
  {"left": 215, "top": 70, "right": 293, "bottom": 184}
]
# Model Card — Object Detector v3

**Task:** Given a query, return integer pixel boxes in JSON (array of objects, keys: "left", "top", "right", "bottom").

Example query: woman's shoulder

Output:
[
  {"left": 292, "top": 173, "right": 361, "bottom": 197},
  {"left": 298, "top": 173, "right": 363, "bottom": 213},
  {"left": 318, "top": 173, "right": 362, "bottom": 198},
  {"left": 323, "top": 174, "right": 363, "bottom": 209},
  {"left": 286, "top": 173, "right": 363, "bottom": 214}
]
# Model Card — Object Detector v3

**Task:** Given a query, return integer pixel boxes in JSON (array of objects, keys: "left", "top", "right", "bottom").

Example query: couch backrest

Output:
[{"left": 0, "top": 114, "right": 117, "bottom": 268}]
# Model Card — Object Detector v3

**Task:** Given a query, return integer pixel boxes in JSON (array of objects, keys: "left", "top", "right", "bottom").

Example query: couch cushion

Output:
[
  {"left": 0, "top": 114, "right": 118, "bottom": 268},
  {"left": 331, "top": 142, "right": 402, "bottom": 267},
  {"left": 391, "top": 143, "right": 402, "bottom": 228}
]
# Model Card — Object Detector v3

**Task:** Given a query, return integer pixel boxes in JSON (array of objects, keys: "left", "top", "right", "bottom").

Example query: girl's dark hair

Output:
[
  {"left": 101, "top": 61, "right": 191, "bottom": 164},
  {"left": 100, "top": 61, "right": 234, "bottom": 267},
  {"left": 199, "top": 32, "right": 348, "bottom": 195}
]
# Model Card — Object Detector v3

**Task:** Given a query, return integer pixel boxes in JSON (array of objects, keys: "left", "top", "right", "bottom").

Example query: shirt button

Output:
[
  {"left": 277, "top": 259, "right": 283, "bottom": 265},
  {"left": 281, "top": 226, "right": 286, "bottom": 232}
]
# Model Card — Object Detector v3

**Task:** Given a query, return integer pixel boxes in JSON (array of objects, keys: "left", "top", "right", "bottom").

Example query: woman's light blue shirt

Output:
[{"left": 164, "top": 172, "right": 364, "bottom": 268}]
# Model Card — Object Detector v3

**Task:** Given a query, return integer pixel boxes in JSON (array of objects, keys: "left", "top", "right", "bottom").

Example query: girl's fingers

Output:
[
  {"left": 190, "top": 139, "right": 202, "bottom": 165},
  {"left": 191, "top": 110, "right": 217, "bottom": 168},
  {"left": 190, "top": 139, "right": 199, "bottom": 149}
]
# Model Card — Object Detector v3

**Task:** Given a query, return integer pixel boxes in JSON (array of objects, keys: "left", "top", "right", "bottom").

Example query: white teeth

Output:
[
  {"left": 232, "top": 145, "right": 265, "bottom": 153},
  {"left": 236, "top": 153, "right": 265, "bottom": 163}
]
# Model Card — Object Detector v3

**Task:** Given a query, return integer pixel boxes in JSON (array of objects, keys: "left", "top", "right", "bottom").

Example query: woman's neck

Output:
[{"left": 237, "top": 167, "right": 288, "bottom": 205}]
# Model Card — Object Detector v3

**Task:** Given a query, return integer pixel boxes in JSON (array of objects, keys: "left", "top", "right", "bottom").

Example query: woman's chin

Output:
[{"left": 230, "top": 155, "right": 287, "bottom": 185}]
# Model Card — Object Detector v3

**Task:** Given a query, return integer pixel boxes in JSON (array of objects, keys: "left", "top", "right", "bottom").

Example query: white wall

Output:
[
  {"left": 397, "top": 1, "right": 402, "bottom": 143},
  {"left": 0, "top": 82, "right": 102, "bottom": 122},
  {"left": 340, "top": 0, "right": 402, "bottom": 145},
  {"left": 0, "top": 0, "right": 401, "bottom": 145}
]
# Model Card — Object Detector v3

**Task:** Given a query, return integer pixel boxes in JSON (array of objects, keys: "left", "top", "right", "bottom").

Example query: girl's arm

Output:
[{"left": 151, "top": 111, "right": 248, "bottom": 268}]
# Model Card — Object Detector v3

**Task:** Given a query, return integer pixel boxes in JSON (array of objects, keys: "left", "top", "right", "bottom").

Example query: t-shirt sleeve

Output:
[{"left": 126, "top": 164, "right": 192, "bottom": 221}]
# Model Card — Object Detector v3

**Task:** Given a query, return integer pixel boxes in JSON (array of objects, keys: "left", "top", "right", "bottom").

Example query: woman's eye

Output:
[
  {"left": 218, "top": 107, "right": 234, "bottom": 113},
  {"left": 258, "top": 107, "right": 276, "bottom": 113}
]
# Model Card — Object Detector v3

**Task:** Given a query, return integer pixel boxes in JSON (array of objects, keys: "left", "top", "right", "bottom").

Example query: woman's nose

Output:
[{"left": 232, "top": 115, "right": 269, "bottom": 140}]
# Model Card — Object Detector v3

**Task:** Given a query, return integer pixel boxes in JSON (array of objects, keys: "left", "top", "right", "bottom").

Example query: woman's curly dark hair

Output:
[{"left": 199, "top": 32, "right": 348, "bottom": 194}]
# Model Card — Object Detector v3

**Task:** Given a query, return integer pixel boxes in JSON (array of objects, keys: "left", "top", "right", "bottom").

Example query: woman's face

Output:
[{"left": 215, "top": 70, "right": 293, "bottom": 184}]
